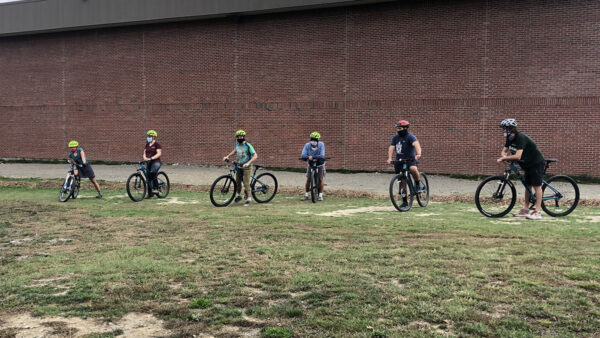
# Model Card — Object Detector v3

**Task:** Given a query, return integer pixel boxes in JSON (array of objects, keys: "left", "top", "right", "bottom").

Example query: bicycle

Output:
[
  {"left": 299, "top": 157, "right": 330, "bottom": 203},
  {"left": 58, "top": 160, "right": 81, "bottom": 202},
  {"left": 389, "top": 159, "right": 430, "bottom": 212},
  {"left": 126, "top": 161, "right": 170, "bottom": 202},
  {"left": 475, "top": 159, "right": 579, "bottom": 217},
  {"left": 209, "top": 159, "right": 278, "bottom": 207}
]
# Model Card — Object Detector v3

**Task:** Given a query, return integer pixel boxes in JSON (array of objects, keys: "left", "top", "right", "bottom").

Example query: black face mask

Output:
[
  {"left": 237, "top": 138, "right": 245, "bottom": 144},
  {"left": 397, "top": 130, "right": 408, "bottom": 137}
]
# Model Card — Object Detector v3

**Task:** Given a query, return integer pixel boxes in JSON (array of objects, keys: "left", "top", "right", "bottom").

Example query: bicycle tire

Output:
[
  {"left": 155, "top": 172, "right": 170, "bottom": 198},
  {"left": 389, "top": 174, "right": 413, "bottom": 212},
  {"left": 210, "top": 175, "right": 237, "bottom": 207},
  {"left": 71, "top": 178, "right": 80, "bottom": 199},
  {"left": 58, "top": 176, "right": 73, "bottom": 202},
  {"left": 311, "top": 170, "right": 318, "bottom": 203},
  {"left": 541, "top": 175, "right": 579, "bottom": 217},
  {"left": 475, "top": 175, "right": 516, "bottom": 217},
  {"left": 416, "top": 173, "right": 430, "bottom": 207},
  {"left": 252, "top": 172, "right": 278, "bottom": 203},
  {"left": 126, "top": 173, "right": 147, "bottom": 202}
]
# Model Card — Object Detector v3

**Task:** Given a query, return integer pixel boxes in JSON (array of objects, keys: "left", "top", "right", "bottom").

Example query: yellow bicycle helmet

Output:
[
  {"left": 310, "top": 131, "right": 321, "bottom": 139},
  {"left": 235, "top": 130, "right": 246, "bottom": 136},
  {"left": 147, "top": 130, "right": 158, "bottom": 137},
  {"left": 68, "top": 140, "right": 79, "bottom": 148}
]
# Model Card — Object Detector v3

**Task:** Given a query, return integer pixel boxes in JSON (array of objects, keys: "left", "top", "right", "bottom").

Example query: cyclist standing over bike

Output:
[
  {"left": 67, "top": 140, "right": 102, "bottom": 198},
  {"left": 223, "top": 130, "right": 257, "bottom": 206},
  {"left": 143, "top": 130, "right": 162, "bottom": 198},
  {"left": 497, "top": 118, "right": 545, "bottom": 220},
  {"left": 386, "top": 120, "right": 423, "bottom": 208},
  {"left": 300, "top": 131, "right": 326, "bottom": 201}
]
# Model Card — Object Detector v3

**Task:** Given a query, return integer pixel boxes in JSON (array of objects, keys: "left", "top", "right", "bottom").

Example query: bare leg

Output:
[
  {"left": 409, "top": 166, "right": 420, "bottom": 183},
  {"left": 90, "top": 178, "right": 101, "bottom": 193},
  {"left": 533, "top": 185, "right": 542, "bottom": 212},
  {"left": 319, "top": 178, "right": 324, "bottom": 194},
  {"left": 305, "top": 178, "right": 310, "bottom": 192},
  {"left": 523, "top": 189, "right": 530, "bottom": 210}
]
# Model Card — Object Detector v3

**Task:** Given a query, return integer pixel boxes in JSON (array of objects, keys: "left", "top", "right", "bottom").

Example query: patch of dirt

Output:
[
  {"left": 576, "top": 215, "right": 600, "bottom": 223},
  {"left": 317, "top": 206, "right": 395, "bottom": 217},
  {"left": 414, "top": 213, "right": 440, "bottom": 217},
  {"left": 156, "top": 197, "right": 201, "bottom": 205},
  {"left": 218, "top": 325, "right": 261, "bottom": 337},
  {"left": 0, "top": 312, "right": 171, "bottom": 337}
]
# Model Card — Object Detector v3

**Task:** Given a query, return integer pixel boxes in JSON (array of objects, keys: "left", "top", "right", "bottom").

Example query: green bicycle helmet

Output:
[
  {"left": 68, "top": 140, "right": 79, "bottom": 148},
  {"left": 147, "top": 130, "right": 158, "bottom": 137},
  {"left": 235, "top": 129, "right": 246, "bottom": 136},
  {"left": 310, "top": 131, "right": 321, "bottom": 139}
]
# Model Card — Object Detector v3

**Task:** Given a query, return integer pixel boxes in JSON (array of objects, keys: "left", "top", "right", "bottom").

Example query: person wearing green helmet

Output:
[
  {"left": 223, "top": 129, "right": 257, "bottom": 206},
  {"left": 67, "top": 140, "right": 102, "bottom": 198},
  {"left": 300, "top": 131, "right": 326, "bottom": 201},
  {"left": 144, "top": 130, "right": 163, "bottom": 198}
]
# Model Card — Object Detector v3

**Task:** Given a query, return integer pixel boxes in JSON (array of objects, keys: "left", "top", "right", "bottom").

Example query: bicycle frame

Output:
[
  {"left": 504, "top": 162, "right": 563, "bottom": 205},
  {"left": 393, "top": 160, "right": 416, "bottom": 194},
  {"left": 226, "top": 160, "right": 264, "bottom": 194}
]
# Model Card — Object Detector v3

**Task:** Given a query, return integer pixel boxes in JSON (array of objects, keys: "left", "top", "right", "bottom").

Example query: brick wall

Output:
[{"left": 1, "top": 0, "right": 599, "bottom": 176}]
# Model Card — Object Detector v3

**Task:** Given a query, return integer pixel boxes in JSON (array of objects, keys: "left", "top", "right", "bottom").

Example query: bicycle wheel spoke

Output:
[
  {"left": 475, "top": 176, "right": 516, "bottom": 217},
  {"left": 210, "top": 175, "right": 236, "bottom": 207},
  {"left": 252, "top": 173, "right": 278, "bottom": 203},
  {"left": 541, "top": 175, "right": 579, "bottom": 216}
]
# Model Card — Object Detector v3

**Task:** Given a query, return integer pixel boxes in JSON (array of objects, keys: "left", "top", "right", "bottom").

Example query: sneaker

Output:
[
  {"left": 145, "top": 194, "right": 153, "bottom": 199},
  {"left": 399, "top": 202, "right": 408, "bottom": 209},
  {"left": 513, "top": 209, "right": 529, "bottom": 217},
  {"left": 526, "top": 211, "right": 542, "bottom": 220},
  {"left": 244, "top": 199, "right": 251, "bottom": 206},
  {"left": 234, "top": 196, "right": 242, "bottom": 203},
  {"left": 318, "top": 196, "right": 323, "bottom": 201},
  {"left": 300, "top": 195, "right": 309, "bottom": 201},
  {"left": 96, "top": 193, "right": 103, "bottom": 199}
]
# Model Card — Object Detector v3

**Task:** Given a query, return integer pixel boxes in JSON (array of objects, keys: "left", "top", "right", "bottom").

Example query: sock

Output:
[
  {"left": 247, "top": 197, "right": 251, "bottom": 201},
  {"left": 304, "top": 192, "right": 309, "bottom": 197},
  {"left": 416, "top": 180, "right": 420, "bottom": 187},
  {"left": 319, "top": 193, "right": 323, "bottom": 198}
]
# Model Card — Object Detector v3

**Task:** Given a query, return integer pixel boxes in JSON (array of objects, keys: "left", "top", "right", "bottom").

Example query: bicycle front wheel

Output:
[
  {"left": 416, "top": 173, "right": 430, "bottom": 207},
  {"left": 389, "top": 174, "right": 413, "bottom": 212},
  {"left": 210, "top": 175, "right": 236, "bottom": 207},
  {"left": 541, "top": 175, "right": 579, "bottom": 217},
  {"left": 71, "top": 178, "right": 80, "bottom": 199},
  {"left": 252, "top": 172, "right": 278, "bottom": 203},
  {"left": 475, "top": 175, "right": 516, "bottom": 217},
  {"left": 126, "top": 173, "right": 147, "bottom": 202},
  {"left": 310, "top": 171, "right": 318, "bottom": 203},
  {"left": 155, "top": 172, "right": 170, "bottom": 198},
  {"left": 58, "top": 177, "right": 73, "bottom": 202}
]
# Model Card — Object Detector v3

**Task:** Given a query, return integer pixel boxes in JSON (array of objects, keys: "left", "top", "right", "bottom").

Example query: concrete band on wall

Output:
[{"left": 0, "top": 0, "right": 598, "bottom": 176}]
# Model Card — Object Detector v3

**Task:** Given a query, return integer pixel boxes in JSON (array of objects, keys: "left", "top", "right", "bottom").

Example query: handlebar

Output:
[{"left": 299, "top": 157, "right": 331, "bottom": 161}]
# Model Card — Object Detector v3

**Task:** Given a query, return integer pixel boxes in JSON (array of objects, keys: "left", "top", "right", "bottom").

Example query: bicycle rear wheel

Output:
[
  {"left": 389, "top": 174, "right": 413, "bottom": 212},
  {"left": 475, "top": 175, "right": 516, "bottom": 217},
  {"left": 210, "top": 175, "right": 237, "bottom": 207},
  {"left": 416, "top": 173, "right": 430, "bottom": 207},
  {"left": 126, "top": 173, "right": 147, "bottom": 202},
  {"left": 58, "top": 176, "right": 73, "bottom": 202},
  {"left": 310, "top": 171, "right": 318, "bottom": 203},
  {"left": 155, "top": 172, "right": 170, "bottom": 198},
  {"left": 541, "top": 175, "right": 579, "bottom": 217},
  {"left": 252, "top": 172, "right": 278, "bottom": 203}
]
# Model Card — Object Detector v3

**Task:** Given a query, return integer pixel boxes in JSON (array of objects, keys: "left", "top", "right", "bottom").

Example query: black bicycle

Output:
[
  {"left": 59, "top": 160, "right": 81, "bottom": 202},
  {"left": 389, "top": 159, "right": 430, "bottom": 212},
  {"left": 210, "top": 159, "right": 278, "bottom": 207},
  {"left": 299, "top": 157, "right": 330, "bottom": 203},
  {"left": 126, "top": 161, "right": 170, "bottom": 202},
  {"left": 475, "top": 159, "right": 579, "bottom": 217}
]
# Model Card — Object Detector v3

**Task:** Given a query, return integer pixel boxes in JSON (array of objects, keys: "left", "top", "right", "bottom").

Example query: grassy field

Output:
[{"left": 0, "top": 178, "right": 599, "bottom": 337}]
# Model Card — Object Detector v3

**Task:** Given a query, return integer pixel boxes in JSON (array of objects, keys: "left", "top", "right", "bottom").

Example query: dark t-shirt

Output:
[
  {"left": 505, "top": 132, "right": 544, "bottom": 168},
  {"left": 391, "top": 132, "right": 418, "bottom": 160},
  {"left": 145, "top": 141, "right": 162, "bottom": 164}
]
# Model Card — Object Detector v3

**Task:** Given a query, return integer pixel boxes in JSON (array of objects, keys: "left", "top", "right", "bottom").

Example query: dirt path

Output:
[{"left": 1, "top": 163, "right": 599, "bottom": 199}]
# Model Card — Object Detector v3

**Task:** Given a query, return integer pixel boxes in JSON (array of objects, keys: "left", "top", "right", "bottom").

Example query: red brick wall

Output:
[{"left": 1, "top": 0, "right": 599, "bottom": 176}]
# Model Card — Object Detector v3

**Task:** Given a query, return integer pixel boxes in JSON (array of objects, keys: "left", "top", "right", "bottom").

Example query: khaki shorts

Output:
[
  {"left": 306, "top": 165, "right": 325, "bottom": 179},
  {"left": 236, "top": 166, "right": 252, "bottom": 194}
]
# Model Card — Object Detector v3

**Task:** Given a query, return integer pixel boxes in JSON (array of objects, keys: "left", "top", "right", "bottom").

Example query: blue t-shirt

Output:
[
  {"left": 68, "top": 148, "right": 88, "bottom": 165},
  {"left": 301, "top": 142, "right": 326, "bottom": 165},
  {"left": 391, "top": 132, "right": 418, "bottom": 160},
  {"left": 234, "top": 142, "right": 256, "bottom": 166}
]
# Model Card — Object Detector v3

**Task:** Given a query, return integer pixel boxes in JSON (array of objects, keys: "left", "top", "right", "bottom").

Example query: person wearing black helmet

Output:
[
  {"left": 497, "top": 118, "right": 545, "bottom": 220},
  {"left": 387, "top": 120, "right": 424, "bottom": 208}
]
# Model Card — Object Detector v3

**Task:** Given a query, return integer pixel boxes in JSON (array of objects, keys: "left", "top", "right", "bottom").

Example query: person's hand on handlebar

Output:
[
  {"left": 308, "top": 155, "right": 314, "bottom": 161},
  {"left": 415, "top": 154, "right": 422, "bottom": 161},
  {"left": 387, "top": 158, "right": 392, "bottom": 165},
  {"left": 496, "top": 155, "right": 507, "bottom": 163}
]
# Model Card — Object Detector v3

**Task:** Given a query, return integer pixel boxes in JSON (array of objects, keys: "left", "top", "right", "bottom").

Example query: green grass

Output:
[{"left": 0, "top": 178, "right": 599, "bottom": 336}]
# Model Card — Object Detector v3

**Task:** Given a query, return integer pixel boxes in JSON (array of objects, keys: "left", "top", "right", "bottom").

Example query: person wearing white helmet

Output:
[{"left": 497, "top": 118, "right": 545, "bottom": 220}]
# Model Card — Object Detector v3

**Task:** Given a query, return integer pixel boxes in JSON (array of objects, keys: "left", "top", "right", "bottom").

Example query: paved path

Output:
[{"left": 1, "top": 163, "right": 599, "bottom": 199}]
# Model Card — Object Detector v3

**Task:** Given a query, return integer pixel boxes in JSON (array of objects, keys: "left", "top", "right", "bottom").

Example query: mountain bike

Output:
[
  {"left": 299, "top": 157, "right": 330, "bottom": 203},
  {"left": 389, "top": 159, "right": 430, "bottom": 212},
  {"left": 475, "top": 159, "right": 579, "bottom": 217},
  {"left": 58, "top": 160, "right": 81, "bottom": 202},
  {"left": 126, "top": 161, "right": 170, "bottom": 202},
  {"left": 210, "top": 159, "right": 278, "bottom": 207}
]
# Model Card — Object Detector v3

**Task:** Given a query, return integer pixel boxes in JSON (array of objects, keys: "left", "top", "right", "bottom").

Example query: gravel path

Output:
[{"left": 1, "top": 163, "right": 599, "bottom": 199}]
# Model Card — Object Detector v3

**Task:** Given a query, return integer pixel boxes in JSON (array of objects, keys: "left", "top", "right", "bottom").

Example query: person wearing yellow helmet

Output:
[
  {"left": 300, "top": 131, "right": 326, "bottom": 201},
  {"left": 67, "top": 140, "right": 102, "bottom": 198},
  {"left": 223, "top": 129, "right": 257, "bottom": 206},
  {"left": 144, "top": 130, "right": 162, "bottom": 198}
]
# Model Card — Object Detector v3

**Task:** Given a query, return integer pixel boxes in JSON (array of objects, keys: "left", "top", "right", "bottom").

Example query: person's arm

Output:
[
  {"left": 497, "top": 149, "right": 523, "bottom": 163},
  {"left": 500, "top": 146, "right": 509, "bottom": 157},
  {"left": 80, "top": 150, "right": 87, "bottom": 165},
  {"left": 143, "top": 146, "right": 149, "bottom": 161},
  {"left": 301, "top": 144, "right": 309, "bottom": 159},
  {"left": 413, "top": 141, "right": 422, "bottom": 160},
  {"left": 150, "top": 148, "right": 162, "bottom": 161},
  {"left": 244, "top": 152, "right": 258, "bottom": 167},
  {"left": 315, "top": 143, "right": 325, "bottom": 160},
  {"left": 223, "top": 149, "right": 235, "bottom": 161},
  {"left": 387, "top": 145, "right": 395, "bottom": 164}
]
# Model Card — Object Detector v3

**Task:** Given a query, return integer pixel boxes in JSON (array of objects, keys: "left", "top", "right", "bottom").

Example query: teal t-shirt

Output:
[
  {"left": 68, "top": 148, "right": 88, "bottom": 165},
  {"left": 234, "top": 142, "right": 256, "bottom": 166}
]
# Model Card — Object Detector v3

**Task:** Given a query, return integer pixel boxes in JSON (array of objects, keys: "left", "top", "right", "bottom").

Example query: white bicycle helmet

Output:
[{"left": 500, "top": 118, "right": 518, "bottom": 128}]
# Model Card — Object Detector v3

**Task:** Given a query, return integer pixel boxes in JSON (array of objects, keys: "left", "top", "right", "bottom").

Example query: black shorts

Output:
[
  {"left": 523, "top": 162, "right": 545, "bottom": 187},
  {"left": 77, "top": 164, "right": 96, "bottom": 179},
  {"left": 394, "top": 159, "right": 417, "bottom": 174}
]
